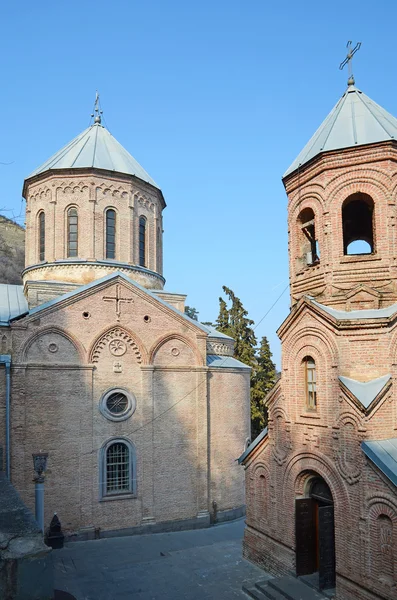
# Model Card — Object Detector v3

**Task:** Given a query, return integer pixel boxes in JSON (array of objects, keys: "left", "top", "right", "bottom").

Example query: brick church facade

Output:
[
  {"left": 0, "top": 100, "right": 250, "bottom": 537},
  {"left": 240, "top": 78, "right": 397, "bottom": 598}
]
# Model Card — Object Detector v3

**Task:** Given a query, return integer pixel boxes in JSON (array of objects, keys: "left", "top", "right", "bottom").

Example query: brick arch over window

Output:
[
  {"left": 20, "top": 326, "right": 85, "bottom": 363},
  {"left": 366, "top": 498, "right": 397, "bottom": 587},
  {"left": 284, "top": 323, "right": 339, "bottom": 369},
  {"left": 150, "top": 333, "right": 203, "bottom": 367},
  {"left": 89, "top": 326, "right": 147, "bottom": 365},
  {"left": 249, "top": 463, "right": 270, "bottom": 529},
  {"left": 282, "top": 451, "right": 352, "bottom": 571},
  {"left": 342, "top": 192, "right": 374, "bottom": 255}
]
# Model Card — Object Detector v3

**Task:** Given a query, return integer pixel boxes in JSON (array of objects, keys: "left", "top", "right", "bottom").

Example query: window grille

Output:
[
  {"left": 39, "top": 212, "right": 45, "bottom": 261},
  {"left": 139, "top": 216, "right": 146, "bottom": 267},
  {"left": 106, "top": 392, "right": 128, "bottom": 415},
  {"left": 106, "top": 442, "right": 130, "bottom": 494},
  {"left": 304, "top": 357, "right": 317, "bottom": 409},
  {"left": 67, "top": 208, "right": 78, "bottom": 257},
  {"left": 106, "top": 209, "right": 116, "bottom": 259}
]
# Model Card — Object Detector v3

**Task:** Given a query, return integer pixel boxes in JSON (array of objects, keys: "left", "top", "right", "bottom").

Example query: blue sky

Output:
[{"left": 1, "top": 1, "right": 395, "bottom": 367}]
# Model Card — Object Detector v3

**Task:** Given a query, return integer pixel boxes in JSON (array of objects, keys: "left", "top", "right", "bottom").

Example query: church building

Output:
[
  {"left": 0, "top": 99, "right": 250, "bottom": 537},
  {"left": 240, "top": 69, "right": 397, "bottom": 598}
]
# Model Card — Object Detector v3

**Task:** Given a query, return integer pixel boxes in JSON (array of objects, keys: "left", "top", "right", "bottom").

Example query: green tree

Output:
[
  {"left": 185, "top": 305, "right": 199, "bottom": 321},
  {"left": 215, "top": 287, "right": 277, "bottom": 440},
  {"left": 251, "top": 336, "right": 277, "bottom": 439}
]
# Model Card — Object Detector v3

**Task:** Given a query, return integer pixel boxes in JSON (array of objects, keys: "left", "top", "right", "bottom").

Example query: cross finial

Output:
[
  {"left": 339, "top": 41, "right": 361, "bottom": 87},
  {"left": 91, "top": 91, "right": 103, "bottom": 124}
]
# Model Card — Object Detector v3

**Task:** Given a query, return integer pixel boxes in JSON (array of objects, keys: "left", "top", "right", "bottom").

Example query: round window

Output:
[{"left": 100, "top": 388, "right": 136, "bottom": 422}]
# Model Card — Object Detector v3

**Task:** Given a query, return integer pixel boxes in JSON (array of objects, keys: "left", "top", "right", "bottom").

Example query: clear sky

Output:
[{"left": 1, "top": 0, "right": 395, "bottom": 367}]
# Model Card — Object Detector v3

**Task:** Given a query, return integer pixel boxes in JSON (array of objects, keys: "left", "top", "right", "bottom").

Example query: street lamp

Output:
[{"left": 32, "top": 452, "right": 48, "bottom": 532}]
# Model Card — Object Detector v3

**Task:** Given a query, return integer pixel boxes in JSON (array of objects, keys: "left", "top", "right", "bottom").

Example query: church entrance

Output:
[{"left": 295, "top": 477, "right": 336, "bottom": 590}]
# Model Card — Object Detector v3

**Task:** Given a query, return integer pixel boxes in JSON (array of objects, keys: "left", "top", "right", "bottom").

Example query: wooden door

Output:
[
  {"left": 295, "top": 498, "right": 316, "bottom": 576},
  {"left": 318, "top": 504, "right": 336, "bottom": 589}
]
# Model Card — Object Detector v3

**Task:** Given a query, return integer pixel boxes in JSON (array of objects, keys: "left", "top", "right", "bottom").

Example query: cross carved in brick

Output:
[
  {"left": 103, "top": 284, "right": 133, "bottom": 321},
  {"left": 303, "top": 427, "right": 319, "bottom": 449}
]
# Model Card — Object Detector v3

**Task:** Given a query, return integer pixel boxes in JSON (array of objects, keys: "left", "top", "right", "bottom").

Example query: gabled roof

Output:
[
  {"left": 12, "top": 271, "right": 208, "bottom": 333},
  {"left": 203, "top": 325, "right": 234, "bottom": 340},
  {"left": 0, "top": 284, "right": 28, "bottom": 325},
  {"left": 362, "top": 439, "right": 397, "bottom": 488},
  {"left": 238, "top": 428, "right": 268, "bottom": 464},
  {"left": 284, "top": 84, "right": 397, "bottom": 178},
  {"left": 26, "top": 123, "right": 159, "bottom": 190},
  {"left": 310, "top": 298, "right": 397, "bottom": 321},
  {"left": 339, "top": 374, "right": 391, "bottom": 410}
]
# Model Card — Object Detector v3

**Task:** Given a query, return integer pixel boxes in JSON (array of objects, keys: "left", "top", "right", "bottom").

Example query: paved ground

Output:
[{"left": 53, "top": 518, "right": 266, "bottom": 600}]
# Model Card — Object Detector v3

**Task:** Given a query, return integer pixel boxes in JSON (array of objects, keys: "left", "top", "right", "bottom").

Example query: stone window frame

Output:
[
  {"left": 105, "top": 207, "right": 117, "bottom": 260},
  {"left": 38, "top": 210, "right": 45, "bottom": 262},
  {"left": 303, "top": 356, "right": 317, "bottom": 410},
  {"left": 99, "top": 387, "right": 136, "bottom": 422},
  {"left": 139, "top": 215, "right": 147, "bottom": 267},
  {"left": 99, "top": 437, "right": 137, "bottom": 501},
  {"left": 66, "top": 205, "right": 79, "bottom": 258}
]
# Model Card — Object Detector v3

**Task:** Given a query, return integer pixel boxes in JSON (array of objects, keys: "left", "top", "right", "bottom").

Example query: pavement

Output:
[{"left": 53, "top": 518, "right": 266, "bottom": 600}]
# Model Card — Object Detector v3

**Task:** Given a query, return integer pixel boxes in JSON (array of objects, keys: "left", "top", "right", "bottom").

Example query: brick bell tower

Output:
[{"left": 241, "top": 46, "right": 397, "bottom": 600}]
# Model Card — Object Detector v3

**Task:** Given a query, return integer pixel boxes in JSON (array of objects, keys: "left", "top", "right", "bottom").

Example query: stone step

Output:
[
  {"left": 242, "top": 583, "right": 286, "bottom": 600},
  {"left": 268, "top": 576, "right": 327, "bottom": 600},
  {"left": 256, "top": 580, "right": 289, "bottom": 599}
]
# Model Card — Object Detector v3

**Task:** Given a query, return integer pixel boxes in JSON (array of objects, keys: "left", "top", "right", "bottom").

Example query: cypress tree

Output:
[{"left": 251, "top": 336, "right": 277, "bottom": 439}]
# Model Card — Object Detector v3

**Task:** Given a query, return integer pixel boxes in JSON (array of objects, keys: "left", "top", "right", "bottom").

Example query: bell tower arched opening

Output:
[
  {"left": 296, "top": 475, "right": 336, "bottom": 591},
  {"left": 342, "top": 193, "right": 374, "bottom": 255},
  {"left": 297, "top": 207, "right": 319, "bottom": 267}
]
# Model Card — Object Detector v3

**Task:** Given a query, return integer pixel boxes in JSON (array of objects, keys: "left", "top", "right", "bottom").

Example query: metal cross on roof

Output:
[
  {"left": 91, "top": 91, "right": 103, "bottom": 124},
  {"left": 339, "top": 41, "right": 361, "bottom": 86}
]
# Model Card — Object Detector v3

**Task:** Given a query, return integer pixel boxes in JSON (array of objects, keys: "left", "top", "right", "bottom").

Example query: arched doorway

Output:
[{"left": 295, "top": 476, "right": 336, "bottom": 590}]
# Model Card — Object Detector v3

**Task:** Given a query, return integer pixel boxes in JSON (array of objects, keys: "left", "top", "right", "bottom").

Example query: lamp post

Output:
[{"left": 32, "top": 452, "right": 48, "bottom": 533}]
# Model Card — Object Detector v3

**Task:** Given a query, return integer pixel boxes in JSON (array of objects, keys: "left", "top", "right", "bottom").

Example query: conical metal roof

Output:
[
  {"left": 26, "top": 123, "right": 159, "bottom": 189},
  {"left": 284, "top": 84, "right": 397, "bottom": 178}
]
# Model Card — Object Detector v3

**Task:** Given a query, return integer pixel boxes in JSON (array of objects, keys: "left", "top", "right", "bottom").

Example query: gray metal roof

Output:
[
  {"left": 26, "top": 123, "right": 159, "bottom": 189},
  {"left": 310, "top": 298, "right": 397, "bottom": 320},
  {"left": 362, "top": 438, "right": 397, "bottom": 488},
  {"left": 206, "top": 354, "right": 251, "bottom": 369},
  {"left": 238, "top": 427, "right": 268, "bottom": 464},
  {"left": 0, "top": 284, "right": 28, "bottom": 326},
  {"left": 203, "top": 325, "right": 234, "bottom": 340},
  {"left": 284, "top": 84, "right": 397, "bottom": 177},
  {"left": 339, "top": 374, "right": 391, "bottom": 409}
]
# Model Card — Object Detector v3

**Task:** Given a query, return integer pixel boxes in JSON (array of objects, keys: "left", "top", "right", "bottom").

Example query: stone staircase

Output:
[{"left": 243, "top": 575, "right": 331, "bottom": 600}]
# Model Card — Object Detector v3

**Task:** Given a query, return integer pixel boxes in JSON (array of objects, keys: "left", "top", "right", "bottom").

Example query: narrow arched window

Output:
[
  {"left": 67, "top": 208, "right": 78, "bottom": 257},
  {"left": 298, "top": 207, "right": 319, "bottom": 266},
  {"left": 303, "top": 356, "right": 316, "bottom": 409},
  {"left": 139, "top": 216, "right": 146, "bottom": 267},
  {"left": 342, "top": 193, "right": 374, "bottom": 255},
  {"left": 106, "top": 442, "right": 130, "bottom": 494},
  {"left": 105, "top": 209, "right": 116, "bottom": 259},
  {"left": 100, "top": 439, "right": 136, "bottom": 498},
  {"left": 38, "top": 212, "right": 45, "bottom": 261}
]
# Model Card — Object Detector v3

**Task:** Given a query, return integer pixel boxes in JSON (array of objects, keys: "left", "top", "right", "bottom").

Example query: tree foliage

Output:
[
  {"left": 184, "top": 305, "right": 199, "bottom": 321},
  {"left": 216, "top": 286, "right": 276, "bottom": 440}
]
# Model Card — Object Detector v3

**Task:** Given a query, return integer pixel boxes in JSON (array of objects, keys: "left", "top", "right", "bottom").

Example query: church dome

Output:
[
  {"left": 284, "top": 84, "right": 397, "bottom": 178},
  {"left": 25, "top": 122, "right": 160, "bottom": 192}
]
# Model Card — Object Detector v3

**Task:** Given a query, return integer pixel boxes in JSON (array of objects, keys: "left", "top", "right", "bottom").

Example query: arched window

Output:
[
  {"left": 298, "top": 207, "right": 319, "bottom": 266},
  {"left": 38, "top": 212, "right": 45, "bottom": 261},
  {"left": 105, "top": 209, "right": 116, "bottom": 259},
  {"left": 139, "top": 216, "right": 146, "bottom": 267},
  {"left": 342, "top": 193, "right": 374, "bottom": 255},
  {"left": 303, "top": 356, "right": 316, "bottom": 409},
  {"left": 100, "top": 439, "right": 136, "bottom": 498},
  {"left": 67, "top": 208, "right": 78, "bottom": 257},
  {"left": 377, "top": 515, "right": 394, "bottom": 585}
]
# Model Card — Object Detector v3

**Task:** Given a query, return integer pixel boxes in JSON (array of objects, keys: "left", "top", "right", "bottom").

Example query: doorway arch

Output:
[{"left": 296, "top": 475, "right": 336, "bottom": 590}]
